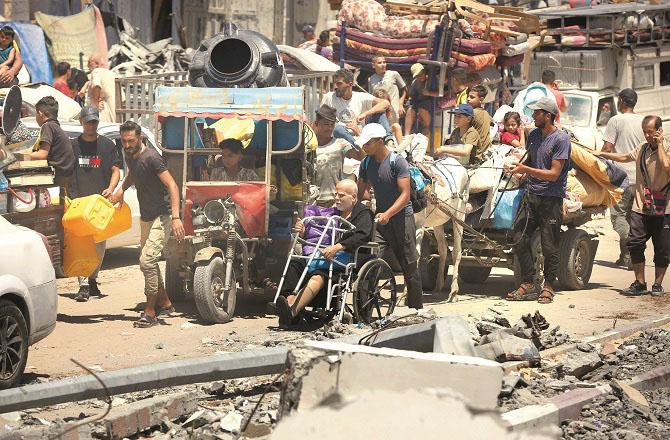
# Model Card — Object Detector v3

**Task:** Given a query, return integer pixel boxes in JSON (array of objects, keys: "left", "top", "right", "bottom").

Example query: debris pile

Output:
[
  {"left": 473, "top": 309, "right": 571, "bottom": 365},
  {"left": 499, "top": 327, "right": 670, "bottom": 414},
  {"left": 562, "top": 385, "right": 670, "bottom": 439},
  {"left": 108, "top": 32, "right": 193, "bottom": 76}
]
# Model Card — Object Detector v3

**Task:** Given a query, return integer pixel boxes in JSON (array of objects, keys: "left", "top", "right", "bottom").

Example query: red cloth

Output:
[
  {"left": 551, "top": 89, "right": 567, "bottom": 124},
  {"left": 53, "top": 78, "right": 74, "bottom": 98},
  {"left": 501, "top": 131, "right": 521, "bottom": 145}
]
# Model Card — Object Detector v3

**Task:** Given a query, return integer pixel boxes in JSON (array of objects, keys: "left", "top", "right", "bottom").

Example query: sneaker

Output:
[
  {"left": 75, "top": 285, "right": 90, "bottom": 302},
  {"left": 88, "top": 279, "right": 102, "bottom": 297},
  {"left": 622, "top": 280, "right": 648, "bottom": 296},
  {"left": 651, "top": 283, "right": 665, "bottom": 297}
]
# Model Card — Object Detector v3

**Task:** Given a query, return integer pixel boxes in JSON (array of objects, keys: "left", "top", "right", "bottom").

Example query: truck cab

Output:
[{"left": 561, "top": 89, "right": 617, "bottom": 149}]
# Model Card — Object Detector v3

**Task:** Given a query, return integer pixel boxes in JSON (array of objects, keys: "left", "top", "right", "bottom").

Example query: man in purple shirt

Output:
[{"left": 507, "top": 97, "right": 571, "bottom": 304}]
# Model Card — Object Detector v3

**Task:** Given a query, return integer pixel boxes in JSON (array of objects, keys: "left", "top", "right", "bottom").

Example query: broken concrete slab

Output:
[
  {"left": 338, "top": 318, "right": 436, "bottom": 352},
  {"left": 274, "top": 389, "right": 559, "bottom": 440},
  {"left": 561, "top": 351, "right": 603, "bottom": 379},
  {"left": 477, "top": 331, "right": 541, "bottom": 365},
  {"left": 280, "top": 341, "right": 504, "bottom": 415},
  {"left": 433, "top": 315, "right": 478, "bottom": 357},
  {"left": 612, "top": 379, "right": 650, "bottom": 409},
  {"left": 88, "top": 392, "right": 198, "bottom": 439}
]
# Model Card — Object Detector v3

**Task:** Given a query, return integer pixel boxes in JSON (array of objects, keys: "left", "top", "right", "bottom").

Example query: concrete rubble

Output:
[
  {"left": 274, "top": 389, "right": 559, "bottom": 440},
  {"left": 279, "top": 340, "right": 504, "bottom": 413},
  {"left": 108, "top": 32, "right": 194, "bottom": 76},
  {"left": 1, "top": 317, "right": 669, "bottom": 439}
]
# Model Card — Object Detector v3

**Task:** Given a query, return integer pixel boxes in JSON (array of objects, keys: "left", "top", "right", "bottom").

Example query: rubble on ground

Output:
[
  {"left": 562, "top": 385, "right": 670, "bottom": 439},
  {"left": 499, "top": 327, "right": 670, "bottom": 414},
  {"left": 108, "top": 32, "right": 193, "bottom": 76},
  {"left": 471, "top": 309, "right": 572, "bottom": 364}
]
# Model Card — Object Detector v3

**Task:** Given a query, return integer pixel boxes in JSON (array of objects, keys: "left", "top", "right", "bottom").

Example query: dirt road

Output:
[{"left": 27, "top": 218, "right": 670, "bottom": 381}]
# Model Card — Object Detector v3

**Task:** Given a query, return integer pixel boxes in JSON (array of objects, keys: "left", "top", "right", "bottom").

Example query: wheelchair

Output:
[{"left": 273, "top": 215, "right": 398, "bottom": 324}]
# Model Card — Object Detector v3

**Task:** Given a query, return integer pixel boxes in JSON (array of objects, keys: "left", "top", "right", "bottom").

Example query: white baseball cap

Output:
[{"left": 355, "top": 123, "right": 386, "bottom": 148}]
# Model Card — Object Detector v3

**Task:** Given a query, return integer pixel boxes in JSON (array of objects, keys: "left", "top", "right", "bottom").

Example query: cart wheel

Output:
[
  {"left": 512, "top": 232, "right": 543, "bottom": 287},
  {"left": 558, "top": 229, "right": 593, "bottom": 290},
  {"left": 353, "top": 259, "right": 397, "bottom": 324},
  {"left": 193, "top": 257, "right": 237, "bottom": 324},
  {"left": 420, "top": 256, "right": 448, "bottom": 291},
  {"left": 165, "top": 257, "right": 188, "bottom": 302},
  {"left": 458, "top": 266, "right": 492, "bottom": 284}
]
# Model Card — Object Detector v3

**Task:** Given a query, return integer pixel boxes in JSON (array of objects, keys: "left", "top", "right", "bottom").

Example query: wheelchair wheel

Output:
[{"left": 352, "top": 259, "right": 397, "bottom": 324}]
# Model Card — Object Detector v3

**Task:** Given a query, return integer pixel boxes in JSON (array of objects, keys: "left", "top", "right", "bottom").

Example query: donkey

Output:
[{"left": 421, "top": 157, "right": 470, "bottom": 302}]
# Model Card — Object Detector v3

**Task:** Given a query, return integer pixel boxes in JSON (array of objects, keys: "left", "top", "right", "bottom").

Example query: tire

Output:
[
  {"left": 193, "top": 257, "right": 237, "bottom": 324},
  {"left": 165, "top": 257, "right": 188, "bottom": 302},
  {"left": 558, "top": 229, "right": 594, "bottom": 290},
  {"left": 420, "top": 256, "right": 448, "bottom": 291},
  {"left": 353, "top": 259, "right": 397, "bottom": 324},
  {"left": 458, "top": 266, "right": 492, "bottom": 284},
  {"left": 0, "top": 300, "right": 29, "bottom": 389},
  {"left": 513, "top": 232, "right": 543, "bottom": 287}
]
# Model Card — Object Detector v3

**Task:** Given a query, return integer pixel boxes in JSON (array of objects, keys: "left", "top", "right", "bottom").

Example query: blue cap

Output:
[{"left": 447, "top": 104, "right": 474, "bottom": 118}]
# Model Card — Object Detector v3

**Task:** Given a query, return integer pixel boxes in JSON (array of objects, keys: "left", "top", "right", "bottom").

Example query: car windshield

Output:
[{"left": 562, "top": 95, "right": 592, "bottom": 128}]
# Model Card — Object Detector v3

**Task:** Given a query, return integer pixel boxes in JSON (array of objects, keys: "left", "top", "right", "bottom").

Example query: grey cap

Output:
[
  {"left": 528, "top": 96, "right": 559, "bottom": 115},
  {"left": 80, "top": 106, "right": 100, "bottom": 122}
]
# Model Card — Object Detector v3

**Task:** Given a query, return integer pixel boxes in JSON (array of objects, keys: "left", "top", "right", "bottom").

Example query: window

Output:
[
  {"left": 633, "top": 65, "right": 654, "bottom": 90},
  {"left": 661, "top": 61, "right": 670, "bottom": 87},
  {"left": 562, "top": 95, "right": 592, "bottom": 128},
  {"left": 596, "top": 97, "right": 615, "bottom": 127}
]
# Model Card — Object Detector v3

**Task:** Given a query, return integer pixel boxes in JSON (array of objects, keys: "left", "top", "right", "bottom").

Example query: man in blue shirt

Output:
[
  {"left": 357, "top": 123, "right": 423, "bottom": 309},
  {"left": 507, "top": 97, "right": 571, "bottom": 304}
]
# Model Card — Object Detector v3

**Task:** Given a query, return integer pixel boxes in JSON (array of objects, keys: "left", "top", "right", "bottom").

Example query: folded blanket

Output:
[
  {"left": 346, "top": 38, "right": 427, "bottom": 57},
  {"left": 450, "top": 52, "right": 497, "bottom": 71},
  {"left": 506, "top": 33, "right": 528, "bottom": 45},
  {"left": 338, "top": 47, "right": 427, "bottom": 63},
  {"left": 338, "top": 0, "right": 440, "bottom": 38},
  {"left": 451, "top": 38, "right": 492, "bottom": 55},
  {"left": 336, "top": 26, "right": 429, "bottom": 49}
]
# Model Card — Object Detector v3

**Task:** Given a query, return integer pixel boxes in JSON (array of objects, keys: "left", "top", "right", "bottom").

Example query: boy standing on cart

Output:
[{"left": 507, "top": 97, "right": 571, "bottom": 304}]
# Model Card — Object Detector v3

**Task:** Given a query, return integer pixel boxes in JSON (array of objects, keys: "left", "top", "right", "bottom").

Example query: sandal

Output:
[
  {"left": 506, "top": 283, "right": 539, "bottom": 301},
  {"left": 157, "top": 305, "right": 176, "bottom": 317},
  {"left": 133, "top": 314, "right": 158, "bottom": 328},
  {"left": 538, "top": 285, "right": 555, "bottom": 304}
]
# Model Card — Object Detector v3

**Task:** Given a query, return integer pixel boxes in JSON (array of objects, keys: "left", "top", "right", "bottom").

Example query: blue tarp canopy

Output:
[
  {"left": 0, "top": 21, "right": 52, "bottom": 84},
  {"left": 153, "top": 86, "right": 305, "bottom": 121}
]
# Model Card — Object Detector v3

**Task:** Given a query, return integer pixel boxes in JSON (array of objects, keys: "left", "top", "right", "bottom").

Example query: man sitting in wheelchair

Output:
[{"left": 275, "top": 179, "right": 374, "bottom": 328}]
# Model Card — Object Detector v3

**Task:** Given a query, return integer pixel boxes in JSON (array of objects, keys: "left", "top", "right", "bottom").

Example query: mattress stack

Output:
[
  {"left": 334, "top": 26, "right": 429, "bottom": 72},
  {"left": 335, "top": 0, "right": 529, "bottom": 73}
]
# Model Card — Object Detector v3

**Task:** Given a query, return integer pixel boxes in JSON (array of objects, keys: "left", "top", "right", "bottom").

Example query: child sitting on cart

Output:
[
  {"left": 275, "top": 180, "right": 374, "bottom": 328},
  {"left": 209, "top": 138, "right": 260, "bottom": 182},
  {"left": 436, "top": 104, "right": 483, "bottom": 165}
]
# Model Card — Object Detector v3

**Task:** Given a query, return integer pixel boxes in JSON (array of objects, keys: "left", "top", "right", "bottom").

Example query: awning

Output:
[{"left": 153, "top": 86, "right": 305, "bottom": 122}]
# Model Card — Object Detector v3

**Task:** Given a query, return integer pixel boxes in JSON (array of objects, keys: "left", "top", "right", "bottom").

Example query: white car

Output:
[
  {"left": 21, "top": 117, "right": 160, "bottom": 249},
  {"left": 0, "top": 215, "right": 57, "bottom": 388}
]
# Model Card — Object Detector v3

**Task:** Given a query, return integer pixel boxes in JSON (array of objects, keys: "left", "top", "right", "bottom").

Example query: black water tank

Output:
[{"left": 189, "top": 24, "right": 287, "bottom": 88}]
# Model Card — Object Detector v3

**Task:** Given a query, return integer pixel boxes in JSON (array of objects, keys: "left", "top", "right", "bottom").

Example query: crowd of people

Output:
[{"left": 14, "top": 39, "right": 668, "bottom": 328}]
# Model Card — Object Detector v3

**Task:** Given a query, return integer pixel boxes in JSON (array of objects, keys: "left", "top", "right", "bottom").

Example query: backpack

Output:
[{"left": 362, "top": 152, "right": 427, "bottom": 213}]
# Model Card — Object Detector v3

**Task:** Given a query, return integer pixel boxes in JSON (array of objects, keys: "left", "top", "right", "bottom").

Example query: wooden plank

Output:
[{"left": 5, "top": 160, "right": 48, "bottom": 170}]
